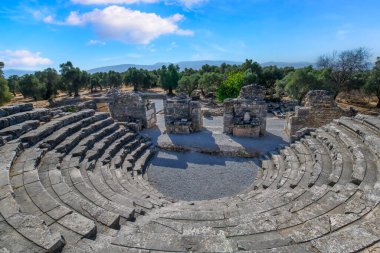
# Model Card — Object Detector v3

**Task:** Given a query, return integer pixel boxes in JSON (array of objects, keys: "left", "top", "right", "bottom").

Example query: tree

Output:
[
  {"left": 90, "top": 73, "right": 103, "bottom": 92},
  {"left": 108, "top": 71, "right": 123, "bottom": 89},
  {"left": 159, "top": 64, "right": 180, "bottom": 95},
  {"left": 0, "top": 62, "right": 12, "bottom": 105},
  {"left": 124, "top": 67, "right": 144, "bottom": 91},
  {"left": 7, "top": 75, "right": 19, "bottom": 96},
  {"left": 35, "top": 68, "right": 59, "bottom": 99},
  {"left": 363, "top": 57, "right": 380, "bottom": 107},
  {"left": 317, "top": 47, "right": 371, "bottom": 97},
  {"left": 178, "top": 74, "right": 200, "bottom": 96},
  {"left": 59, "top": 62, "right": 83, "bottom": 97},
  {"left": 18, "top": 74, "right": 46, "bottom": 101},
  {"left": 198, "top": 72, "right": 224, "bottom": 96},
  {"left": 275, "top": 66, "right": 330, "bottom": 103},
  {"left": 216, "top": 71, "right": 245, "bottom": 101}
]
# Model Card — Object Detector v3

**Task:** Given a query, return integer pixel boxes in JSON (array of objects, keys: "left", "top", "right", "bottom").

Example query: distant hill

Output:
[
  {"left": 88, "top": 60, "right": 315, "bottom": 73},
  {"left": 4, "top": 69, "right": 35, "bottom": 78},
  {"left": 2, "top": 61, "right": 316, "bottom": 77},
  {"left": 87, "top": 60, "right": 242, "bottom": 73}
]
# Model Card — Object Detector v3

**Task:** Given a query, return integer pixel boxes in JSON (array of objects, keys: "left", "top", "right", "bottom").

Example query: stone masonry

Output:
[
  {"left": 108, "top": 91, "right": 157, "bottom": 130},
  {"left": 164, "top": 94, "right": 203, "bottom": 134},
  {"left": 223, "top": 84, "right": 267, "bottom": 137},
  {"left": 285, "top": 90, "right": 356, "bottom": 141}
]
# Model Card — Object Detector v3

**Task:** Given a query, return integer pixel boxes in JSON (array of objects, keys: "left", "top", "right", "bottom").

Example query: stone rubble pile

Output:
[
  {"left": 164, "top": 93, "right": 203, "bottom": 134},
  {"left": 0, "top": 101, "right": 379, "bottom": 253},
  {"left": 285, "top": 90, "right": 357, "bottom": 141},
  {"left": 108, "top": 91, "right": 157, "bottom": 130},
  {"left": 224, "top": 84, "right": 267, "bottom": 137}
]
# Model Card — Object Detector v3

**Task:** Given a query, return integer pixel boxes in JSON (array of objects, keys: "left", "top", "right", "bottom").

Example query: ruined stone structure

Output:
[
  {"left": 0, "top": 101, "right": 379, "bottom": 252},
  {"left": 164, "top": 94, "right": 203, "bottom": 134},
  {"left": 285, "top": 90, "right": 356, "bottom": 141},
  {"left": 224, "top": 84, "right": 267, "bottom": 137},
  {"left": 108, "top": 91, "right": 157, "bottom": 130}
]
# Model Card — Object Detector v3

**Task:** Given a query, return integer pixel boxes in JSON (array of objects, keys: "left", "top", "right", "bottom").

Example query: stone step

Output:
[
  {"left": 0, "top": 120, "right": 40, "bottom": 142},
  {"left": 338, "top": 117, "right": 380, "bottom": 157},
  {"left": 0, "top": 108, "right": 48, "bottom": 131},
  {"left": 21, "top": 110, "right": 95, "bottom": 146},
  {"left": 0, "top": 103, "right": 33, "bottom": 118},
  {"left": 315, "top": 129, "right": 353, "bottom": 186},
  {"left": 302, "top": 136, "right": 332, "bottom": 187},
  {"left": 58, "top": 118, "right": 114, "bottom": 154},
  {"left": 39, "top": 112, "right": 109, "bottom": 150},
  {"left": 0, "top": 195, "right": 65, "bottom": 252},
  {"left": 112, "top": 231, "right": 234, "bottom": 252},
  {"left": 39, "top": 151, "right": 121, "bottom": 228},
  {"left": 355, "top": 114, "right": 380, "bottom": 132},
  {"left": 64, "top": 157, "right": 136, "bottom": 221}
]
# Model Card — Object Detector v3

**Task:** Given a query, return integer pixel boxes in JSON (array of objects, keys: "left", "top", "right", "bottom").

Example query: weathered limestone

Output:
[
  {"left": 0, "top": 101, "right": 379, "bottom": 253},
  {"left": 285, "top": 90, "right": 356, "bottom": 141},
  {"left": 164, "top": 94, "right": 203, "bottom": 134},
  {"left": 223, "top": 84, "right": 267, "bottom": 137},
  {"left": 108, "top": 91, "right": 157, "bottom": 130}
]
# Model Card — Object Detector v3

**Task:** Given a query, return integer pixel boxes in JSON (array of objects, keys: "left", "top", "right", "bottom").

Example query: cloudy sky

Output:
[{"left": 1, "top": 0, "right": 380, "bottom": 70}]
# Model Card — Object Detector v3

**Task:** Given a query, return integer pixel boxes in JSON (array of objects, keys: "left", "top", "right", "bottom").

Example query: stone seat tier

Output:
[
  {"left": 0, "top": 103, "right": 33, "bottom": 118},
  {"left": 95, "top": 134, "right": 159, "bottom": 210},
  {"left": 290, "top": 141, "right": 315, "bottom": 188},
  {"left": 324, "top": 123, "right": 377, "bottom": 188},
  {"left": 314, "top": 129, "right": 354, "bottom": 186},
  {"left": 336, "top": 117, "right": 380, "bottom": 158},
  {"left": 20, "top": 109, "right": 95, "bottom": 146},
  {"left": 0, "top": 142, "right": 65, "bottom": 252},
  {"left": 40, "top": 151, "right": 121, "bottom": 229},
  {"left": 301, "top": 136, "right": 332, "bottom": 187},
  {"left": 83, "top": 131, "right": 153, "bottom": 213},
  {"left": 279, "top": 147, "right": 303, "bottom": 189},
  {"left": 9, "top": 138, "right": 97, "bottom": 241},
  {"left": 56, "top": 117, "right": 114, "bottom": 154},
  {"left": 355, "top": 114, "right": 380, "bottom": 132},
  {"left": 0, "top": 120, "right": 40, "bottom": 143},
  {"left": 39, "top": 112, "right": 109, "bottom": 150},
  {"left": 0, "top": 108, "right": 48, "bottom": 131}
]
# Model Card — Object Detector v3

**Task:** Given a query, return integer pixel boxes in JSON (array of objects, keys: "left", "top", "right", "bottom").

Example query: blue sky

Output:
[{"left": 1, "top": 0, "right": 380, "bottom": 70}]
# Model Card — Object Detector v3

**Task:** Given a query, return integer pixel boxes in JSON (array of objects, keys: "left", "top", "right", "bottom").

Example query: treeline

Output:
[{"left": 0, "top": 47, "right": 379, "bottom": 107}]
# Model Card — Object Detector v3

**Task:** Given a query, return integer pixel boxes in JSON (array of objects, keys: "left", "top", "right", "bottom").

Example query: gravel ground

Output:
[{"left": 147, "top": 150, "right": 258, "bottom": 201}]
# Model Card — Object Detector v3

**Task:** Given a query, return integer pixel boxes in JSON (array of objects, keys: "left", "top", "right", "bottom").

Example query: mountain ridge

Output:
[{"left": 4, "top": 60, "right": 314, "bottom": 77}]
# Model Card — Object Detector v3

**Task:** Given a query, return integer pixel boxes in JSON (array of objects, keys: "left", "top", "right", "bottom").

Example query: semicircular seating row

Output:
[{"left": 0, "top": 103, "right": 379, "bottom": 253}]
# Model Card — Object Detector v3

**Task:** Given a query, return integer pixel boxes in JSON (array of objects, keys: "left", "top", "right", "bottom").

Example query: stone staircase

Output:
[{"left": 0, "top": 103, "right": 379, "bottom": 253}]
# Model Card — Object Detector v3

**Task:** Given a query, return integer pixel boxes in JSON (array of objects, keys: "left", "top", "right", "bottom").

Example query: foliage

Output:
[
  {"left": 216, "top": 71, "right": 245, "bottom": 101},
  {"left": 198, "top": 72, "right": 224, "bottom": 95},
  {"left": 275, "top": 66, "right": 330, "bottom": 102},
  {"left": 59, "top": 61, "right": 83, "bottom": 97},
  {"left": 18, "top": 74, "right": 46, "bottom": 101},
  {"left": 363, "top": 57, "right": 380, "bottom": 107},
  {"left": 0, "top": 62, "right": 12, "bottom": 105},
  {"left": 0, "top": 78, "right": 12, "bottom": 105},
  {"left": 178, "top": 73, "right": 200, "bottom": 96},
  {"left": 35, "top": 68, "right": 59, "bottom": 99},
  {"left": 317, "top": 47, "right": 371, "bottom": 97},
  {"left": 7, "top": 75, "right": 19, "bottom": 96},
  {"left": 158, "top": 64, "right": 180, "bottom": 95},
  {"left": 107, "top": 71, "right": 123, "bottom": 89}
]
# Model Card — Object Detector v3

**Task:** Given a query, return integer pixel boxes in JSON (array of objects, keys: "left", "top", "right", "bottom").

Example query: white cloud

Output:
[
  {"left": 87, "top": 39, "right": 106, "bottom": 45},
  {"left": 71, "top": 0, "right": 208, "bottom": 8},
  {"left": 173, "top": 0, "right": 208, "bottom": 8},
  {"left": 71, "top": 0, "right": 159, "bottom": 4},
  {"left": 0, "top": 50, "right": 52, "bottom": 68},
  {"left": 44, "top": 5, "right": 193, "bottom": 44}
]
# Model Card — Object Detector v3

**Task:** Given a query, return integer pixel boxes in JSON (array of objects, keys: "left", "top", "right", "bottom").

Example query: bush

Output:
[
  {"left": 0, "top": 78, "right": 12, "bottom": 105},
  {"left": 216, "top": 72, "right": 245, "bottom": 101}
]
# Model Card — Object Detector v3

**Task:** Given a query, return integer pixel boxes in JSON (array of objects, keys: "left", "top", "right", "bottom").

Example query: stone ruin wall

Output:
[
  {"left": 223, "top": 84, "right": 267, "bottom": 137},
  {"left": 285, "top": 90, "right": 356, "bottom": 140},
  {"left": 164, "top": 95, "right": 202, "bottom": 134},
  {"left": 108, "top": 91, "right": 157, "bottom": 130}
]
